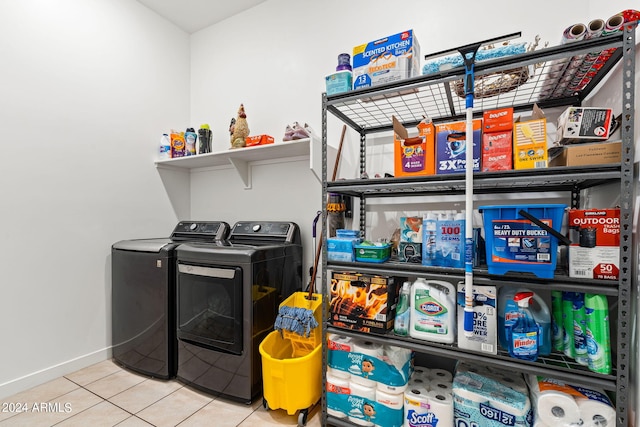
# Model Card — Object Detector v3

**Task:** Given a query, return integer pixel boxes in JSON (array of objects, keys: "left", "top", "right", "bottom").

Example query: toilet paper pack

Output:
[{"left": 453, "top": 371, "right": 532, "bottom": 427}]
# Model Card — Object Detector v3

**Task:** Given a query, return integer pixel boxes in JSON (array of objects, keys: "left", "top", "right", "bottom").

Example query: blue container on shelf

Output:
[
  {"left": 479, "top": 204, "right": 567, "bottom": 279},
  {"left": 327, "top": 229, "right": 361, "bottom": 262}
]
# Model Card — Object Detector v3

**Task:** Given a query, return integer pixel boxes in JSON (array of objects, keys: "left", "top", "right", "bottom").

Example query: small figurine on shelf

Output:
[
  {"left": 230, "top": 104, "right": 249, "bottom": 149},
  {"left": 228, "top": 118, "right": 236, "bottom": 146}
]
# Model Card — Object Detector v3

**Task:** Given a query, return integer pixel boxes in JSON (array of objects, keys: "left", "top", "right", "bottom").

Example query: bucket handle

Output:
[{"left": 518, "top": 209, "right": 571, "bottom": 246}]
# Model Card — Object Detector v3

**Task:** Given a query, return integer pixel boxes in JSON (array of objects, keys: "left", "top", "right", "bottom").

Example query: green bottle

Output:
[
  {"left": 562, "top": 292, "right": 575, "bottom": 358},
  {"left": 585, "top": 294, "right": 612, "bottom": 374},
  {"left": 572, "top": 293, "right": 588, "bottom": 366},
  {"left": 551, "top": 291, "right": 564, "bottom": 352}
]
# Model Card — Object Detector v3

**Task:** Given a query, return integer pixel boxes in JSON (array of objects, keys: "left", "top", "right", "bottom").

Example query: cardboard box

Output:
[
  {"left": 483, "top": 107, "right": 513, "bottom": 132},
  {"left": 245, "top": 134, "right": 274, "bottom": 147},
  {"left": 353, "top": 30, "right": 421, "bottom": 90},
  {"left": 435, "top": 119, "right": 482, "bottom": 174},
  {"left": 329, "top": 271, "right": 402, "bottom": 333},
  {"left": 482, "top": 130, "right": 512, "bottom": 171},
  {"left": 456, "top": 284, "right": 497, "bottom": 354},
  {"left": 393, "top": 116, "right": 435, "bottom": 177},
  {"left": 568, "top": 208, "right": 620, "bottom": 280},
  {"left": 556, "top": 107, "right": 614, "bottom": 144},
  {"left": 513, "top": 118, "right": 547, "bottom": 169},
  {"left": 548, "top": 141, "right": 621, "bottom": 167}
]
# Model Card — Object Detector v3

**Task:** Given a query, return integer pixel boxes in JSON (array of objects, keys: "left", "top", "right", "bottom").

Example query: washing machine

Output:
[
  {"left": 111, "top": 221, "right": 229, "bottom": 379},
  {"left": 175, "top": 221, "right": 302, "bottom": 402}
]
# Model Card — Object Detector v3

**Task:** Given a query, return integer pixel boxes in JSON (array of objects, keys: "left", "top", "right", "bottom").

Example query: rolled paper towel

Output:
[
  {"left": 428, "top": 368, "right": 453, "bottom": 383},
  {"left": 348, "top": 381, "right": 377, "bottom": 427},
  {"left": 535, "top": 390, "right": 581, "bottom": 426},
  {"left": 350, "top": 340, "right": 383, "bottom": 387},
  {"left": 326, "top": 373, "right": 351, "bottom": 419},
  {"left": 427, "top": 390, "right": 454, "bottom": 426},
  {"left": 576, "top": 395, "right": 615, "bottom": 427}
]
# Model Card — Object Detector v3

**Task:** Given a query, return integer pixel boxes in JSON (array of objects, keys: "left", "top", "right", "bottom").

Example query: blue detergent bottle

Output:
[{"left": 509, "top": 292, "right": 539, "bottom": 361}]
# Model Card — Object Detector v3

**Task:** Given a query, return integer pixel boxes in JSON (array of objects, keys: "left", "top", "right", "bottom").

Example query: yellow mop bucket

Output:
[{"left": 278, "top": 292, "right": 323, "bottom": 356}]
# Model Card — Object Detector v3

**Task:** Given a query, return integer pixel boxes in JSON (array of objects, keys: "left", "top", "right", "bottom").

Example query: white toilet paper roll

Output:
[
  {"left": 576, "top": 397, "right": 615, "bottom": 427},
  {"left": 412, "top": 365, "right": 431, "bottom": 379},
  {"left": 376, "top": 389, "right": 404, "bottom": 410},
  {"left": 427, "top": 390, "right": 454, "bottom": 426},
  {"left": 348, "top": 381, "right": 377, "bottom": 427},
  {"left": 492, "top": 373, "right": 529, "bottom": 395},
  {"left": 376, "top": 381, "right": 408, "bottom": 394},
  {"left": 452, "top": 385, "right": 489, "bottom": 404},
  {"left": 404, "top": 387, "right": 431, "bottom": 426},
  {"left": 536, "top": 390, "right": 582, "bottom": 426},
  {"left": 428, "top": 368, "right": 453, "bottom": 383},
  {"left": 408, "top": 376, "right": 430, "bottom": 390},
  {"left": 326, "top": 373, "right": 350, "bottom": 419},
  {"left": 350, "top": 341, "right": 383, "bottom": 387},
  {"left": 428, "top": 379, "right": 453, "bottom": 395},
  {"left": 328, "top": 334, "right": 353, "bottom": 350},
  {"left": 328, "top": 366, "right": 351, "bottom": 380}
]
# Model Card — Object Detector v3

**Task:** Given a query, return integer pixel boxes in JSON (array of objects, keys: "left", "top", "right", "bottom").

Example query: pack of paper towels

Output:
[{"left": 527, "top": 375, "right": 616, "bottom": 427}]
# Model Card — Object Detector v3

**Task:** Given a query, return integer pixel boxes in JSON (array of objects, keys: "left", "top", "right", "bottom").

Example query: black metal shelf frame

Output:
[{"left": 320, "top": 25, "right": 636, "bottom": 427}]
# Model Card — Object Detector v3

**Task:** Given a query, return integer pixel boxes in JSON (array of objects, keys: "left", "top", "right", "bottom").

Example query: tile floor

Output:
[{"left": 0, "top": 360, "right": 321, "bottom": 427}]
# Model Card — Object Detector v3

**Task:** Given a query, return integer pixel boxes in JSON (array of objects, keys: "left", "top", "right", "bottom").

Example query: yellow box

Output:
[{"left": 513, "top": 118, "right": 548, "bottom": 169}]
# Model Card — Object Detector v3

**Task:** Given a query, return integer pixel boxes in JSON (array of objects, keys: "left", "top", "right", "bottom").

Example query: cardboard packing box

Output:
[
  {"left": 435, "top": 119, "right": 482, "bottom": 174},
  {"left": 549, "top": 141, "right": 621, "bottom": 167},
  {"left": 513, "top": 105, "right": 548, "bottom": 170},
  {"left": 393, "top": 116, "right": 435, "bottom": 177},
  {"left": 329, "top": 271, "right": 402, "bottom": 333}
]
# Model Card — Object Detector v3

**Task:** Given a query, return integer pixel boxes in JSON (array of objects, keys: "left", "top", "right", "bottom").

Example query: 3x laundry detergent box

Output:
[
  {"left": 568, "top": 208, "right": 620, "bottom": 280},
  {"left": 353, "top": 30, "right": 421, "bottom": 90},
  {"left": 435, "top": 119, "right": 482, "bottom": 174},
  {"left": 456, "top": 284, "right": 497, "bottom": 354}
]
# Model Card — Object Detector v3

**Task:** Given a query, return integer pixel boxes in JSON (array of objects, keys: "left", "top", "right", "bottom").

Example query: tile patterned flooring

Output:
[{"left": 0, "top": 360, "right": 321, "bottom": 426}]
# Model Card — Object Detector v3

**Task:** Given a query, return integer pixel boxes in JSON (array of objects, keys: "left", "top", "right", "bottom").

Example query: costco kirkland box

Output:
[
  {"left": 549, "top": 141, "right": 621, "bottom": 167},
  {"left": 352, "top": 30, "right": 421, "bottom": 90},
  {"left": 329, "top": 271, "right": 403, "bottom": 333},
  {"left": 568, "top": 208, "right": 620, "bottom": 280}
]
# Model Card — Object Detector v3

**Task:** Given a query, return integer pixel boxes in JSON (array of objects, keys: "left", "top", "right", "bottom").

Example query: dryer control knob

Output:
[
  {"left": 252, "top": 224, "right": 261, "bottom": 232},
  {"left": 189, "top": 223, "right": 198, "bottom": 231}
]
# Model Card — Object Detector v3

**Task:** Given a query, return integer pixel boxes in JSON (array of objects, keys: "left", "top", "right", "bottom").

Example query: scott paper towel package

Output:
[
  {"left": 327, "top": 337, "right": 412, "bottom": 392},
  {"left": 527, "top": 375, "right": 615, "bottom": 427},
  {"left": 453, "top": 370, "right": 532, "bottom": 427}
]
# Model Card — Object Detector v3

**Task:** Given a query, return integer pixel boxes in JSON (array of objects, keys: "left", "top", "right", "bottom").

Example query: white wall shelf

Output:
[{"left": 155, "top": 136, "right": 333, "bottom": 189}]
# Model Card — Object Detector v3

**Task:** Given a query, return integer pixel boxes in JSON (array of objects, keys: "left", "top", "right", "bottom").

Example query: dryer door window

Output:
[{"left": 176, "top": 264, "right": 243, "bottom": 355}]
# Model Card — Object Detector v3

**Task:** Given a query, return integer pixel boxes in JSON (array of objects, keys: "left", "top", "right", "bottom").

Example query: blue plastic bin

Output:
[{"left": 479, "top": 204, "right": 567, "bottom": 278}]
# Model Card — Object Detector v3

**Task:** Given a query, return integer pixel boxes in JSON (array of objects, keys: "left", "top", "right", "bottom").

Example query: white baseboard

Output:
[{"left": 0, "top": 347, "right": 112, "bottom": 400}]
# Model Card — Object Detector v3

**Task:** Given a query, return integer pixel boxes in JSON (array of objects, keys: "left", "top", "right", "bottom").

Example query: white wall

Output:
[
  {"left": 0, "top": 0, "right": 636, "bottom": 412},
  {"left": 0, "top": 0, "right": 189, "bottom": 398}
]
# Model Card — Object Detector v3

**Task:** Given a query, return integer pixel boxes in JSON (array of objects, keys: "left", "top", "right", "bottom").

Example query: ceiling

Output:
[{"left": 136, "top": 0, "right": 267, "bottom": 34}]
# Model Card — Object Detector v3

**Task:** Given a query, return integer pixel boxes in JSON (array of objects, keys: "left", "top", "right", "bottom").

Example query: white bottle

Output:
[{"left": 410, "top": 279, "right": 456, "bottom": 343}]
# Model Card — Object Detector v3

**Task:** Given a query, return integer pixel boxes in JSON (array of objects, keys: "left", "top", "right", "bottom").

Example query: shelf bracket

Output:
[{"left": 228, "top": 158, "right": 251, "bottom": 189}]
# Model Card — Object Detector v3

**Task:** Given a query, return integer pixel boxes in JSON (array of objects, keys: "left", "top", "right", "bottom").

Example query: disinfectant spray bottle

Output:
[
  {"left": 572, "top": 293, "right": 589, "bottom": 366},
  {"left": 585, "top": 293, "right": 612, "bottom": 374},
  {"left": 394, "top": 281, "right": 411, "bottom": 336},
  {"left": 509, "top": 292, "right": 539, "bottom": 361}
]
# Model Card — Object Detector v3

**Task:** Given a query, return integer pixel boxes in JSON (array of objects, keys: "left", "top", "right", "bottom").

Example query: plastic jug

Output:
[
  {"left": 498, "top": 288, "right": 551, "bottom": 355},
  {"left": 410, "top": 279, "right": 456, "bottom": 344},
  {"left": 394, "top": 281, "right": 411, "bottom": 336}
]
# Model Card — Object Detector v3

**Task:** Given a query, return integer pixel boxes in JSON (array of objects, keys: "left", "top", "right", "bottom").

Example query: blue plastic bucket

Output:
[{"left": 479, "top": 204, "right": 567, "bottom": 278}]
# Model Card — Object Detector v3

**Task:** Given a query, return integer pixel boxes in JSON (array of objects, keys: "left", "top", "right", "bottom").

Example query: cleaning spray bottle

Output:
[
  {"left": 585, "top": 293, "right": 612, "bottom": 374},
  {"left": 551, "top": 290, "right": 564, "bottom": 353},
  {"left": 410, "top": 279, "right": 456, "bottom": 344},
  {"left": 508, "top": 292, "right": 539, "bottom": 361},
  {"left": 562, "top": 292, "right": 576, "bottom": 358},
  {"left": 498, "top": 288, "right": 550, "bottom": 355},
  {"left": 394, "top": 281, "right": 411, "bottom": 336},
  {"left": 572, "top": 293, "right": 589, "bottom": 366}
]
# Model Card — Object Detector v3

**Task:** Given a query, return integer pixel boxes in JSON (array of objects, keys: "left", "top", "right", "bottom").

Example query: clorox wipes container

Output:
[{"left": 409, "top": 279, "right": 456, "bottom": 343}]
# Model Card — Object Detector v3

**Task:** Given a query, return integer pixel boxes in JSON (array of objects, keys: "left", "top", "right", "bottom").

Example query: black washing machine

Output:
[
  {"left": 175, "top": 221, "right": 302, "bottom": 403},
  {"left": 111, "top": 221, "right": 229, "bottom": 379}
]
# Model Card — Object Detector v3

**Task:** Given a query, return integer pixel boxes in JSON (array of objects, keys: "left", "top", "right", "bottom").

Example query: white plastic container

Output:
[{"left": 410, "top": 279, "right": 456, "bottom": 343}]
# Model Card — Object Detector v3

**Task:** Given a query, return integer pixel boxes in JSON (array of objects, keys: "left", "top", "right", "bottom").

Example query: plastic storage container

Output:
[
  {"left": 479, "top": 204, "right": 567, "bottom": 278},
  {"left": 354, "top": 242, "right": 391, "bottom": 263},
  {"left": 327, "top": 229, "right": 361, "bottom": 262}
]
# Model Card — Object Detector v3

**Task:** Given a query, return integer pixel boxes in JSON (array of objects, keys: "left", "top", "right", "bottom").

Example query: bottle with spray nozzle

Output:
[
  {"left": 394, "top": 281, "right": 411, "bottom": 336},
  {"left": 508, "top": 291, "right": 539, "bottom": 361}
]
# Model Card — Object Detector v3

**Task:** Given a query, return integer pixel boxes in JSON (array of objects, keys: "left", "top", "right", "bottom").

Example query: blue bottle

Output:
[{"left": 509, "top": 292, "right": 539, "bottom": 361}]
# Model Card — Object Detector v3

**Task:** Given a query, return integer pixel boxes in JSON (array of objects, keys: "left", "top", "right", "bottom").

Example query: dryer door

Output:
[{"left": 176, "top": 263, "right": 243, "bottom": 355}]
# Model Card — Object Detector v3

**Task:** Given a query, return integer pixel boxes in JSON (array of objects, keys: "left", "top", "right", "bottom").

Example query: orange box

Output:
[
  {"left": 393, "top": 116, "right": 435, "bottom": 177},
  {"left": 245, "top": 134, "right": 275, "bottom": 147},
  {"left": 483, "top": 107, "right": 513, "bottom": 132}
]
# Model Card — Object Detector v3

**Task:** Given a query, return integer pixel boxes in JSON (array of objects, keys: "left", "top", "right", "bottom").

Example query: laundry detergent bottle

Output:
[
  {"left": 508, "top": 292, "right": 539, "bottom": 361},
  {"left": 410, "top": 279, "right": 456, "bottom": 344}
]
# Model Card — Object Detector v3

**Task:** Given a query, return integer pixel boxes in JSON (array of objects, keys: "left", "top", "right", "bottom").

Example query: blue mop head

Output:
[{"left": 274, "top": 305, "right": 319, "bottom": 338}]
